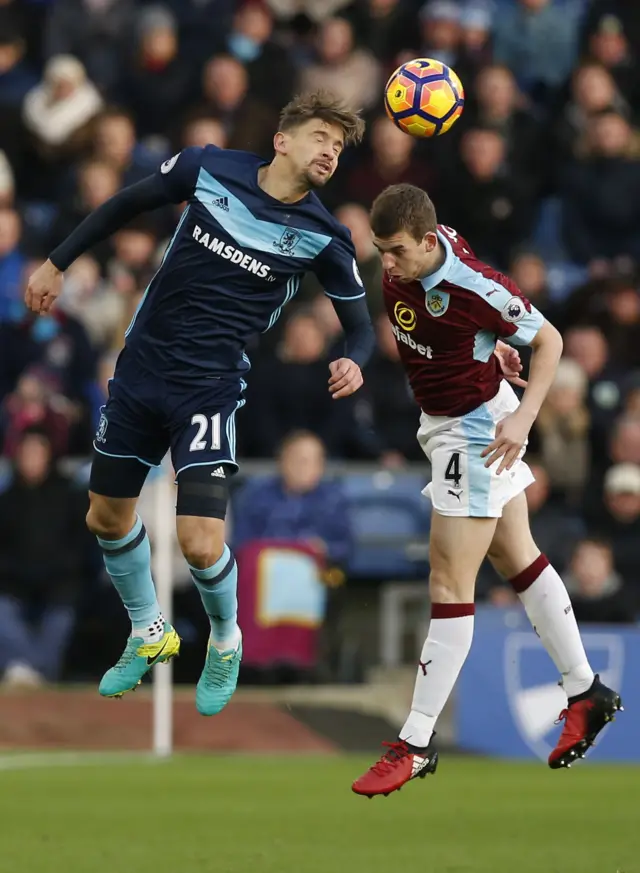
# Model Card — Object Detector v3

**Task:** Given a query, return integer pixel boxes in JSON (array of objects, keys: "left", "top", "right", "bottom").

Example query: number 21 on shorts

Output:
[{"left": 189, "top": 413, "right": 221, "bottom": 452}]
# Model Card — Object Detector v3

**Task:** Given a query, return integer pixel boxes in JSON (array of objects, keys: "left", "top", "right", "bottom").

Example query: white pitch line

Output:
[{"left": 0, "top": 751, "right": 169, "bottom": 772}]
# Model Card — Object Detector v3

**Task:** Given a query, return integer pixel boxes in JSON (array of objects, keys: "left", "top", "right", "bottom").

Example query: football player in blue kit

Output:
[{"left": 25, "top": 91, "right": 374, "bottom": 714}]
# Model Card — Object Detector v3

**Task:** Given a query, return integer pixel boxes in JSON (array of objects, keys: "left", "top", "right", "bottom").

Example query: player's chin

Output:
[{"left": 305, "top": 168, "right": 332, "bottom": 189}]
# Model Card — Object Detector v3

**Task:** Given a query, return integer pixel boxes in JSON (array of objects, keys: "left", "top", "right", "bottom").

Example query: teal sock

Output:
[
  {"left": 97, "top": 515, "right": 162, "bottom": 633},
  {"left": 190, "top": 544, "right": 239, "bottom": 646}
]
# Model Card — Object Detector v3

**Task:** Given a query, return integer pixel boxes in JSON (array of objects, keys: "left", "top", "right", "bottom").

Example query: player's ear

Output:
[
  {"left": 274, "top": 131, "right": 288, "bottom": 156},
  {"left": 423, "top": 232, "right": 438, "bottom": 253}
]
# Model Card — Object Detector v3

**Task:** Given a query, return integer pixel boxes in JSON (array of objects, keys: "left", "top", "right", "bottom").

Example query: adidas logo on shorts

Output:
[{"left": 210, "top": 466, "right": 226, "bottom": 478}]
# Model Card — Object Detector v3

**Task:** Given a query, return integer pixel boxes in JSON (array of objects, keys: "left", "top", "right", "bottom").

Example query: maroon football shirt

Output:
[{"left": 382, "top": 226, "right": 544, "bottom": 416}]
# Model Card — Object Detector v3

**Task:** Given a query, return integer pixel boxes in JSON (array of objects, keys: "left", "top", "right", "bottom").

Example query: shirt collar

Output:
[{"left": 419, "top": 230, "right": 454, "bottom": 292}]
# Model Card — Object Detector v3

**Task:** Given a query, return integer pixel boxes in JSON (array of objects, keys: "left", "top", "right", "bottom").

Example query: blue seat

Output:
[{"left": 344, "top": 472, "right": 431, "bottom": 579}]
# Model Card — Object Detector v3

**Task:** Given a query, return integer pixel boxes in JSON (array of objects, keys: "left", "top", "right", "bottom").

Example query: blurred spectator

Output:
[
  {"left": 58, "top": 255, "right": 125, "bottom": 352},
  {"left": 298, "top": 16, "right": 381, "bottom": 112},
  {"left": 561, "top": 111, "right": 640, "bottom": 265},
  {"left": 265, "top": 0, "right": 353, "bottom": 25},
  {"left": 334, "top": 203, "right": 382, "bottom": 316},
  {"left": 22, "top": 55, "right": 103, "bottom": 162},
  {"left": 564, "top": 325, "right": 625, "bottom": 462},
  {"left": 509, "top": 251, "right": 557, "bottom": 318},
  {"left": 199, "top": 54, "right": 276, "bottom": 156},
  {"left": 180, "top": 113, "right": 228, "bottom": 150},
  {"left": 0, "top": 22, "right": 37, "bottom": 108},
  {"left": 583, "top": 9, "right": 640, "bottom": 108},
  {"left": 610, "top": 416, "right": 640, "bottom": 466},
  {"left": 92, "top": 109, "right": 157, "bottom": 187},
  {"left": 49, "top": 160, "right": 120, "bottom": 266},
  {"left": 0, "top": 149, "right": 15, "bottom": 208},
  {"left": 0, "top": 428, "right": 85, "bottom": 684},
  {"left": 562, "top": 537, "right": 636, "bottom": 624},
  {"left": 439, "top": 127, "right": 535, "bottom": 268},
  {"left": 0, "top": 369, "right": 72, "bottom": 458},
  {"left": 586, "top": 463, "right": 640, "bottom": 590},
  {"left": 355, "top": 0, "right": 418, "bottom": 67},
  {"left": 535, "top": 358, "right": 590, "bottom": 497},
  {"left": 0, "top": 293, "right": 98, "bottom": 453},
  {"left": 0, "top": 207, "right": 23, "bottom": 323},
  {"left": 118, "top": 6, "right": 194, "bottom": 139},
  {"left": 242, "top": 308, "right": 335, "bottom": 457},
  {"left": 342, "top": 116, "right": 433, "bottom": 209},
  {"left": 364, "top": 314, "right": 422, "bottom": 464},
  {"left": 416, "top": 0, "right": 462, "bottom": 71},
  {"left": 553, "top": 63, "right": 629, "bottom": 172},
  {"left": 468, "top": 64, "right": 546, "bottom": 192},
  {"left": 226, "top": 0, "right": 295, "bottom": 110},
  {"left": 44, "top": 0, "right": 135, "bottom": 95},
  {"left": 493, "top": 0, "right": 582, "bottom": 101},
  {"left": 233, "top": 429, "right": 352, "bottom": 567}
]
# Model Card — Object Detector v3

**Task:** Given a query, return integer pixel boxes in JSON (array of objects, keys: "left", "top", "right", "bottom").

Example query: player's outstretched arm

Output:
[
  {"left": 328, "top": 296, "right": 376, "bottom": 399},
  {"left": 25, "top": 166, "right": 193, "bottom": 314},
  {"left": 482, "top": 320, "right": 563, "bottom": 473}
]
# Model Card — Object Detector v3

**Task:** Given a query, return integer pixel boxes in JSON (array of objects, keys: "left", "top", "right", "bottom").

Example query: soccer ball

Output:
[{"left": 384, "top": 58, "right": 465, "bottom": 138}]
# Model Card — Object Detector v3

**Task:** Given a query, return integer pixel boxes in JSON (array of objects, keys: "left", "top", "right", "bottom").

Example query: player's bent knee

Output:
[
  {"left": 176, "top": 516, "right": 226, "bottom": 570},
  {"left": 86, "top": 493, "right": 136, "bottom": 540}
]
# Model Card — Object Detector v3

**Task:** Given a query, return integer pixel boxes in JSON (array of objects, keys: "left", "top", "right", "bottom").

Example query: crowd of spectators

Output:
[{"left": 0, "top": 0, "right": 639, "bottom": 682}]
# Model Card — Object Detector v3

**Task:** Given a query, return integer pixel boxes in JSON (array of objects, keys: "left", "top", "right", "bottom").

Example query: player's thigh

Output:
[
  {"left": 428, "top": 511, "right": 498, "bottom": 603},
  {"left": 486, "top": 491, "right": 540, "bottom": 580},
  {"left": 169, "top": 382, "right": 242, "bottom": 568},
  {"left": 94, "top": 365, "right": 169, "bottom": 471},
  {"left": 87, "top": 452, "right": 152, "bottom": 539}
]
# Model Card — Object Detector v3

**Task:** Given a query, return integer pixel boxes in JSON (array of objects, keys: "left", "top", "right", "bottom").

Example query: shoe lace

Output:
[
  {"left": 554, "top": 708, "right": 569, "bottom": 726},
  {"left": 371, "top": 741, "right": 411, "bottom": 776},
  {"left": 204, "top": 648, "right": 236, "bottom": 688},
  {"left": 114, "top": 640, "right": 138, "bottom": 671}
]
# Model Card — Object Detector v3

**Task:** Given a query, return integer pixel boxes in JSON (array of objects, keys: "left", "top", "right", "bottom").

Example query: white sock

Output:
[
  {"left": 399, "top": 604, "right": 475, "bottom": 748},
  {"left": 211, "top": 623, "right": 242, "bottom": 653},
  {"left": 133, "top": 614, "right": 164, "bottom": 644},
  {"left": 510, "top": 554, "right": 594, "bottom": 699}
]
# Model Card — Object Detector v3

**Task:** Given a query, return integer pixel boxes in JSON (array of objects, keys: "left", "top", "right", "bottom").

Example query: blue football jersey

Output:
[{"left": 124, "top": 146, "right": 366, "bottom": 381}]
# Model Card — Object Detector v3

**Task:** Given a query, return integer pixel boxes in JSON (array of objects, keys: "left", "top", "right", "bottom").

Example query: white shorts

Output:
[{"left": 418, "top": 380, "right": 535, "bottom": 518}]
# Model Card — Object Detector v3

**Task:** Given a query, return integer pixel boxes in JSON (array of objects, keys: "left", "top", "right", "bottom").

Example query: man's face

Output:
[
  {"left": 278, "top": 119, "right": 344, "bottom": 189},
  {"left": 373, "top": 230, "right": 437, "bottom": 282}
]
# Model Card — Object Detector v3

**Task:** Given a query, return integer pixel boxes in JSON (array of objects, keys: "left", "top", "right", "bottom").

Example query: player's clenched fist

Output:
[
  {"left": 24, "top": 259, "right": 63, "bottom": 315},
  {"left": 328, "top": 357, "right": 363, "bottom": 399}
]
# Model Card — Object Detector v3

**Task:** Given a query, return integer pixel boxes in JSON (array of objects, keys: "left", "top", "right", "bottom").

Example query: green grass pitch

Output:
[{"left": 0, "top": 754, "right": 638, "bottom": 873}]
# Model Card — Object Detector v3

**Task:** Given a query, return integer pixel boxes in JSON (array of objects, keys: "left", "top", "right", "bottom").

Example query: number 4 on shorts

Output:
[{"left": 445, "top": 452, "right": 462, "bottom": 489}]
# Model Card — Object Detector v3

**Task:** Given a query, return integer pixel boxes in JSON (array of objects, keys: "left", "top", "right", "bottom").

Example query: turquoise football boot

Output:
[
  {"left": 196, "top": 638, "right": 242, "bottom": 715},
  {"left": 99, "top": 622, "right": 180, "bottom": 698}
]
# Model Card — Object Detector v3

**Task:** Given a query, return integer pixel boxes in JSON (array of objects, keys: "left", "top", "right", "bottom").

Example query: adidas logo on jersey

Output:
[
  {"left": 391, "top": 324, "right": 433, "bottom": 359},
  {"left": 212, "top": 196, "right": 229, "bottom": 212},
  {"left": 210, "top": 466, "right": 226, "bottom": 478},
  {"left": 192, "top": 225, "right": 271, "bottom": 279}
]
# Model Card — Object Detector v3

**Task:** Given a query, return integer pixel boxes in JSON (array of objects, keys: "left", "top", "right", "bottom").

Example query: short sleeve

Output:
[
  {"left": 311, "top": 230, "right": 367, "bottom": 302},
  {"left": 154, "top": 147, "right": 204, "bottom": 203},
  {"left": 473, "top": 271, "right": 544, "bottom": 346}
]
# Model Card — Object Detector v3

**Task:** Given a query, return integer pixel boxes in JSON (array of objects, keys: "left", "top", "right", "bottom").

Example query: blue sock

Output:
[
  {"left": 97, "top": 515, "right": 162, "bottom": 634},
  {"left": 190, "top": 544, "right": 239, "bottom": 647}
]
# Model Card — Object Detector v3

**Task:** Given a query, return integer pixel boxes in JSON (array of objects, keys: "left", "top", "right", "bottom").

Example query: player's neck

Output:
[
  {"left": 258, "top": 162, "right": 309, "bottom": 204},
  {"left": 418, "top": 242, "right": 446, "bottom": 280}
]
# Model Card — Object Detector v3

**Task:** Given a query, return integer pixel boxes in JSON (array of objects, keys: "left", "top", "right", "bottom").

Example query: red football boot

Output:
[
  {"left": 352, "top": 737, "right": 438, "bottom": 798},
  {"left": 549, "top": 674, "right": 623, "bottom": 769}
]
